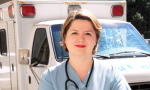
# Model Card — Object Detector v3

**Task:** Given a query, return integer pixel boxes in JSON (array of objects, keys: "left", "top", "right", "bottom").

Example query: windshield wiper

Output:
[
  {"left": 94, "top": 54, "right": 110, "bottom": 58},
  {"left": 109, "top": 51, "right": 150, "bottom": 56},
  {"left": 138, "top": 52, "right": 150, "bottom": 56},
  {"left": 109, "top": 51, "right": 135, "bottom": 55},
  {"left": 59, "top": 56, "right": 69, "bottom": 59}
]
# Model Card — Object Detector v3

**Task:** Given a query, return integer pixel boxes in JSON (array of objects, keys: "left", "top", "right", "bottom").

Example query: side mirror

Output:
[{"left": 18, "top": 48, "right": 29, "bottom": 65}]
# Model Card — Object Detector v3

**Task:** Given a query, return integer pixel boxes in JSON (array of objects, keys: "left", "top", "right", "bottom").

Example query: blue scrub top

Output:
[{"left": 38, "top": 58, "right": 131, "bottom": 90}]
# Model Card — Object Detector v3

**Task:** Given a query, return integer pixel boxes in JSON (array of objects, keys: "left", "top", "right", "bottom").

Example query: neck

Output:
[
  {"left": 68, "top": 54, "right": 93, "bottom": 82},
  {"left": 68, "top": 54, "right": 93, "bottom": 69}
]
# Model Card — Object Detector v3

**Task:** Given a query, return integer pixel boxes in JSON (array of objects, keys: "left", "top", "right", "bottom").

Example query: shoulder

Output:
[
  {"left": 93, "top": 58, "right": 131, "bottom": 89},
  {"left": 41, "top": 60, "right": 67, "bottom": 79},
  {"left": 93, "top": 58, "right": 115, "bottom": 72},
  {"left": 46, "top": 60, "right": 66, "bottom": 74},
  {"left": 93, "top": 58, "right": 121, "bottom": 80},
  {"left": 38, "top": 61, "right": 67, "bottom": 90}
]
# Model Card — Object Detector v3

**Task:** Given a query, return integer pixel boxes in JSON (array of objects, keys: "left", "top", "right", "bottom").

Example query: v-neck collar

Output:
[{"left": 67, "top": 61, "right": 93, "bottom": 89}]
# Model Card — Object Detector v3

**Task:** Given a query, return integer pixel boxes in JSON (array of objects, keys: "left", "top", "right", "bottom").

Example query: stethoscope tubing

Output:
[
  {"left": 65, "top": 59, "right": 79, "bottom": 90},
  {"left": 65, "top": 59, "right": 94, "bottom": 90}
]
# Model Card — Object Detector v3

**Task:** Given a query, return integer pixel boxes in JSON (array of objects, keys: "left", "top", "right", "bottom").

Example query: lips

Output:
[{"left": 75, "top": 45, "right": 86, "bottom": 48}]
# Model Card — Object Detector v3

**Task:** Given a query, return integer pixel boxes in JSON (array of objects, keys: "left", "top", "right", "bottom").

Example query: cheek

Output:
[
  {"left": 86, "top": 37, "right": 97, "bottom": 45},
  {"left": 93, "top": 36, "right": 97, "bottom": 45},
  {"left": 65, "top": 36, "right": 77, "bottom": 44},
  {"left": 95, "top": 39, "right": 97, "bottom": 45}
]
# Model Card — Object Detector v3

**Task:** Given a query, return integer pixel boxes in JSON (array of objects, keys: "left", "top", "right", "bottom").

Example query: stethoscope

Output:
[{"left": 65, "top": 59, "right": 94, "bottom": 90}]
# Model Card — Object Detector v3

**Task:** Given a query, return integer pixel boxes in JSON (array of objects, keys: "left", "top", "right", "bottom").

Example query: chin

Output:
[{"left": 74, "top": 52, "right": 88, "bottom": 55}]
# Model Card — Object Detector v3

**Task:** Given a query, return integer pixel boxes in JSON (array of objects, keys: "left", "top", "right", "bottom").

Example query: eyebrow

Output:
[
  {"left": 69, "top": 29, "right": 94, "bottom": 34},
  {"left": 85, "top": 30, "right": 94, "bottom": 34},
  {"left": 71, "top": 30, "right": 78, "bottom": 31}
]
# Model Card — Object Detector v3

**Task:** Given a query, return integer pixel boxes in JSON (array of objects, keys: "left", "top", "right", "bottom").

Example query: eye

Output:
[
  {"left": 86, "top": 33, "right": 91, "bottom": 36},
  {"left": 72, "top": 32, "right": 78, "bottom": 35}
]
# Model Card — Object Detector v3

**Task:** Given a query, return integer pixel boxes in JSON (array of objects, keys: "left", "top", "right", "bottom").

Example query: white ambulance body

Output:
[
  {"left": 145, "top": 39, "right": 150, "bottom": 46},
  {"left": 1, "top": 0, "right": 150, "bottom": 90}
]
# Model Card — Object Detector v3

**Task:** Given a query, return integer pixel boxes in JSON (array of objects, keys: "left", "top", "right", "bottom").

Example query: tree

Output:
[
  {"left": 0, "top": 0, "right": 11, "bottom": 4},
  {"left": 127, "top": 0, "right": 150, "bottom": 39}
]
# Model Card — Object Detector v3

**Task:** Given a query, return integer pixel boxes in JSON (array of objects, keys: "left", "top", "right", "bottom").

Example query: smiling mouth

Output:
[{"left": 75, "top": 45, "right": 86, "bottom": 48}]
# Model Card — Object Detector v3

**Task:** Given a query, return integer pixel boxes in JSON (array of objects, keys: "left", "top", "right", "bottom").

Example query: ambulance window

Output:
[
  {"left": 0, "top": 29, "right": 7, "bottom": 56},
  {"left": 32, "top": 28, "right": 49, "bottom": 65}
]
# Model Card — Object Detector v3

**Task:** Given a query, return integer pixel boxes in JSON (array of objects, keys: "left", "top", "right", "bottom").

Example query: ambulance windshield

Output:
[{"left": 51, "top": 21, "right": 150, "bottom": 60}]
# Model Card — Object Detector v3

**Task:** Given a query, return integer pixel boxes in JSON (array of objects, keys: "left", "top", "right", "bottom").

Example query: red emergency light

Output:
[
  {"left": 112, "top": 5, "right": 123, "bottom": 16},
  {"left": 21, "top": 5, "right": 35, "bottom": 17},
  {"left": 8, "top": 5, "right": 14, "bottom": 18}
]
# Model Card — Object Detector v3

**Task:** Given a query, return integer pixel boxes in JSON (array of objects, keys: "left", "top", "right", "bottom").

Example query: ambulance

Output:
[
  {"left": 145, "top": 39, "right": 150, "bottom": 46},
  {"left": 0, "top": 0, "right": 150, "bottom": 90}
]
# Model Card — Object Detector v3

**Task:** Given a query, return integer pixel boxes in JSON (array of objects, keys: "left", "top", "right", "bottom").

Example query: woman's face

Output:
[{"left": 65, "top": 19, "right": 96, "bottom": 56}]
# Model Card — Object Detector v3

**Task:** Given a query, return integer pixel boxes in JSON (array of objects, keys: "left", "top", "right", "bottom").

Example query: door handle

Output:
[
  {"left": 0, "top": 62, "right": 2, "bottom": 69},
  {"left": 12, "top": 64, "right": 14, "bottom": 71},
  {"left": 29, "top": 76, "right": 31, "bottom": 84}
]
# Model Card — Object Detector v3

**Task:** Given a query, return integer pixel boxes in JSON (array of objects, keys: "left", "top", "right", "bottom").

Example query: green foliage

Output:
[
  {"left": 0, "top": 0, "right": 11, "bottom": 4},
  {"left": 127, "top": 0, "right": 150, "bottom": 38}
]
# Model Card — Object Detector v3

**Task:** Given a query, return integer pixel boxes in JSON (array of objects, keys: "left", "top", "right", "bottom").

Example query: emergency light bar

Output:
[
  {"left": 21, "top": 5, "right": 35, "bottom": 17},
  {"left": 0, "top": 8, "right": 2, "bottom": 20},
  {"left": 8, "top": 5, "right": 14, "bottom": 18},
  {"left": 111, "top": 5, "right": 123, "bottom": 16}
]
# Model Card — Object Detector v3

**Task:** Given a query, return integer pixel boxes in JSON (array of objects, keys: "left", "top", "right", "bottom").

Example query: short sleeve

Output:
[
  {"left": 111, "top": 66, "right": 131, "bottom": 90},
  {"left": 38, "top": 69, "right": 54, "bottom": 90}
]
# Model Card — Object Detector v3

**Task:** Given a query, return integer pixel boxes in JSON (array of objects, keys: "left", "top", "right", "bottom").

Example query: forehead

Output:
[
  {"left": 71, "top": 19, "right": 92, "bottom": 25},
  {"left": 69, "top": 19, "right": 94, "bottom": 30}
]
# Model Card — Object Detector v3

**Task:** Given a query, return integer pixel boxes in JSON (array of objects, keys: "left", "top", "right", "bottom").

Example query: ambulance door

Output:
[
  {"left": 0, "top": 22, "right": 11, "bottom": 90},
  {"left": 27, "top": 26, "right": 51, "bottom": 90},
  {"left": 7, "top": 21, "right": 17, "bottom": 90}
]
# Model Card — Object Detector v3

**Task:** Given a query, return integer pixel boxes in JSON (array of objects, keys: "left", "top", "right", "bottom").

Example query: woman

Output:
[{"left": 38, "top": 9, "right": 131, "bottom": 90}]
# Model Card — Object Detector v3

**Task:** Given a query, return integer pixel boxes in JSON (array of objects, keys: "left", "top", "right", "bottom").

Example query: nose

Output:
[{"left": 78, "top": 34, "right": 85, "bottom": 42}]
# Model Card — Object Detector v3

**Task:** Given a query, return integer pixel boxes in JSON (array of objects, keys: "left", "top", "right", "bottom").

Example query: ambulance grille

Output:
[{"left": 130, "top": 82, "right": 150, "bottom": 90}]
